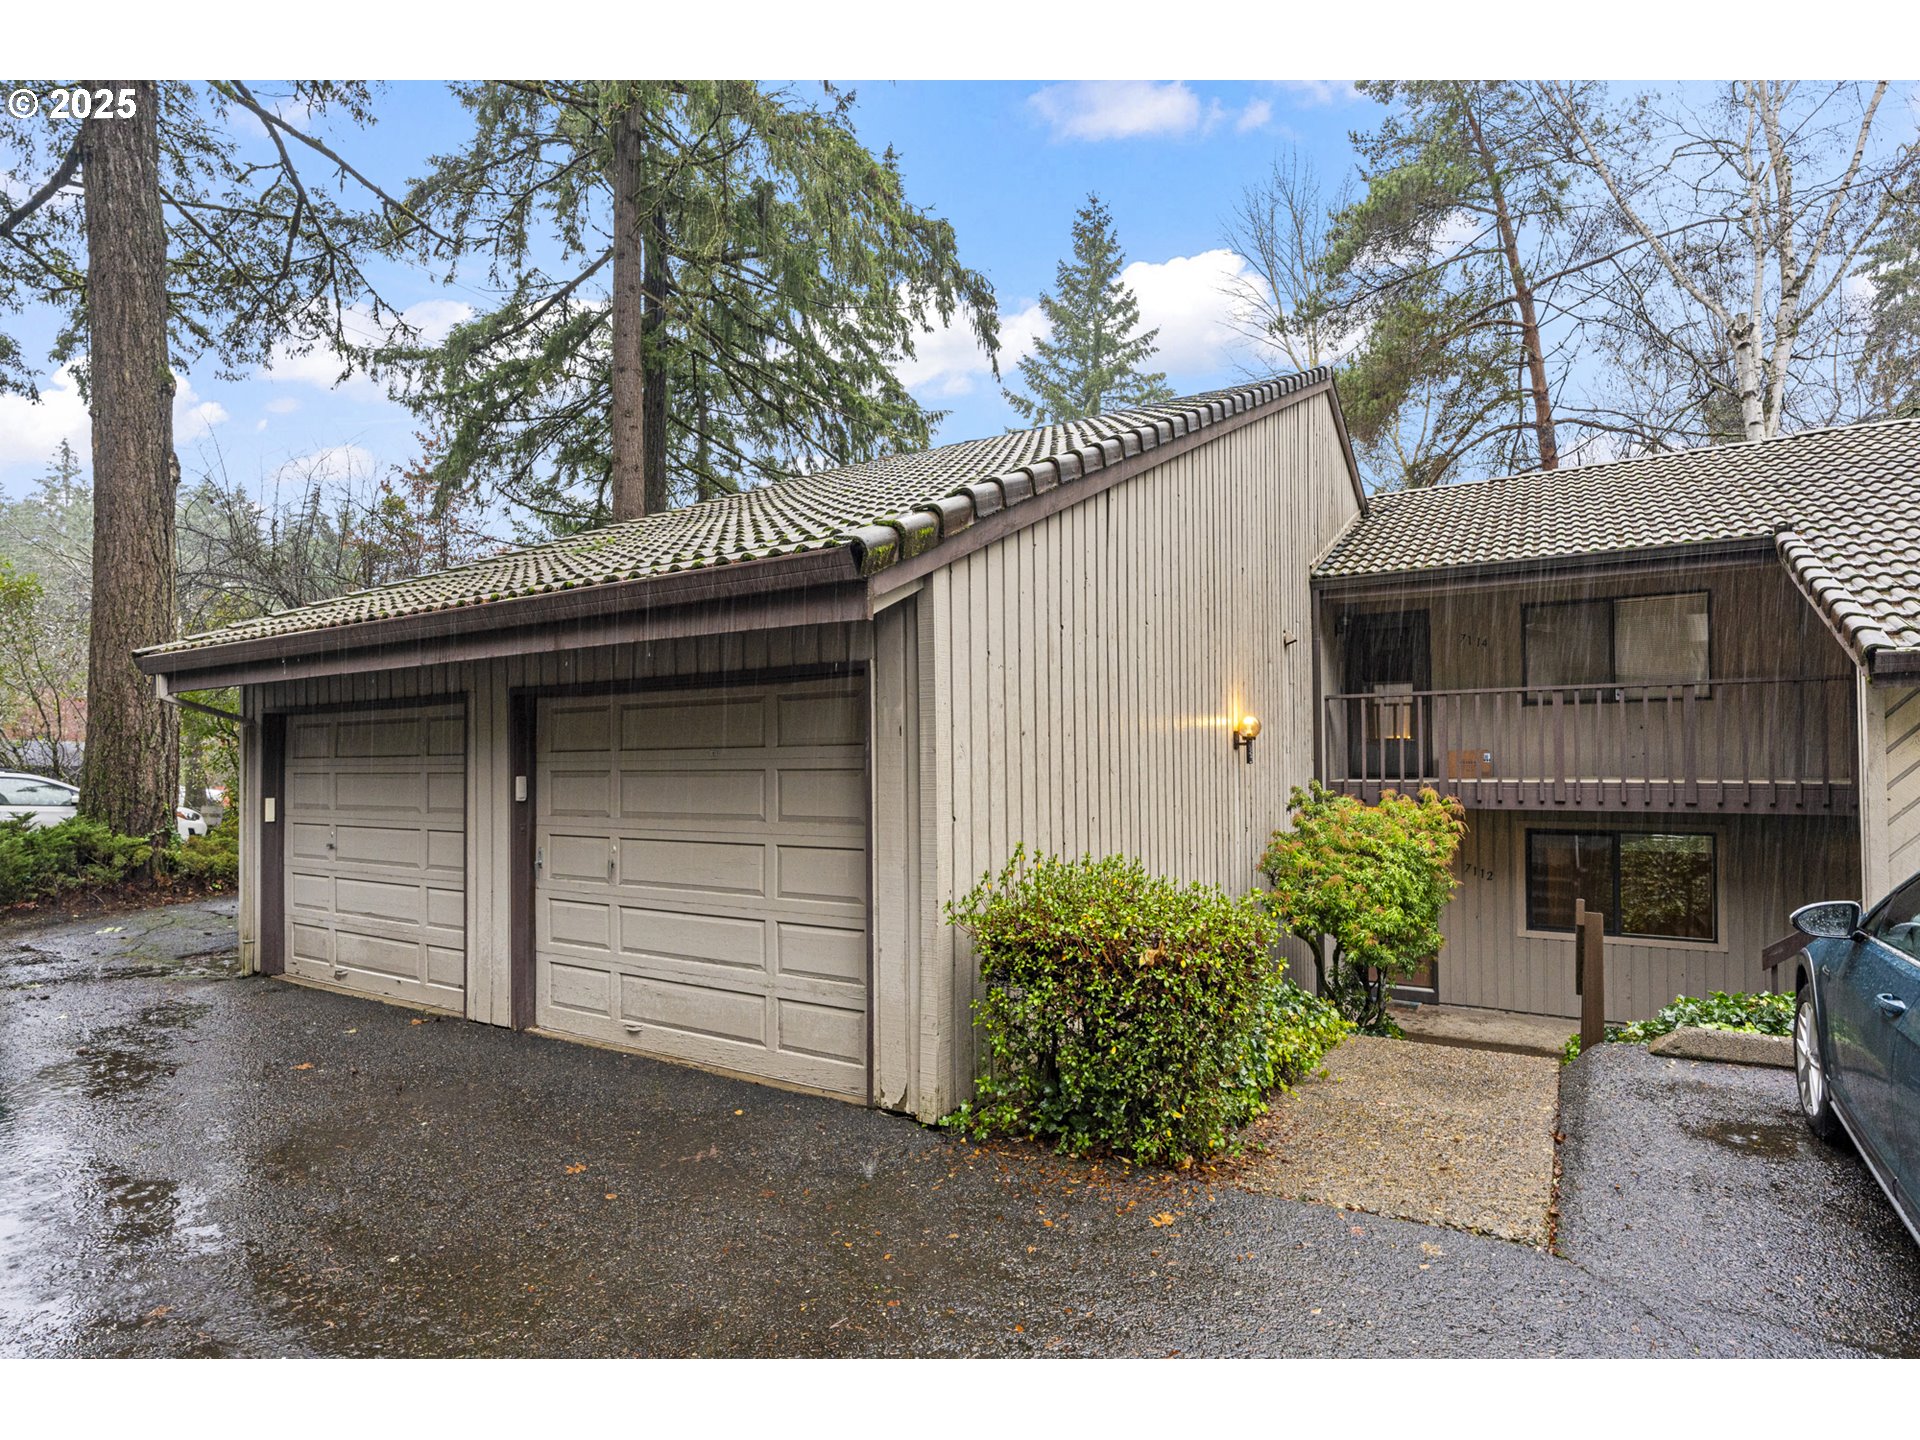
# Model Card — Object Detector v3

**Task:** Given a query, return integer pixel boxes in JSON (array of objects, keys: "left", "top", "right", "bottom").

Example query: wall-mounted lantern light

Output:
[{"left": 1232, "top": 714, "right": 1261, "bottom": 764}]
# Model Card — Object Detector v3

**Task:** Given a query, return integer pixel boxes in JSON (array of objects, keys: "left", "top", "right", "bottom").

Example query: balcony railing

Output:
[{"left": 1320, "top": 676, "right": 1856, "bottom": 814}]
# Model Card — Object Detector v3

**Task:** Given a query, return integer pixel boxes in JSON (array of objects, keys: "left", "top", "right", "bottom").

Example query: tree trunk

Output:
[
  {"left": 641, "top": 199, "right": 670, "bottom": 516},
  {"left": 1460, "top": 90, "right": 1559, "bottom": 470},
  {"left": 608, "top": 101, "right": 647, "bottom": 523},
  {"left": 80, "top": 80, "right": 179, "bottom": 839}
]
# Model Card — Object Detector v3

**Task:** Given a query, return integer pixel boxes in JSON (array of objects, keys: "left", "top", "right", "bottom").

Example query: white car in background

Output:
[
  {"left": 0, "top": 772, "right": 80, "bottom": 828},
  {"left": 2, "top": 772, "right": 208, "bottom": 840}
]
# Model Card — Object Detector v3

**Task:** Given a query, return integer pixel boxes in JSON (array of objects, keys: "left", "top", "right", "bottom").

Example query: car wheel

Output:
[{"left": 1795, "top": 988, "right": 1842, "bottom": 1142}]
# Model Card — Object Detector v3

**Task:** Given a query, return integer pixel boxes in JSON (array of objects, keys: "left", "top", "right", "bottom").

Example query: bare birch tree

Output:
[
  {"left": 1544, "top": 80, "right": 1918, "bottom": 444},
  {"left": 1222, "top": 152, "right": 1352, "bottom": 373}
]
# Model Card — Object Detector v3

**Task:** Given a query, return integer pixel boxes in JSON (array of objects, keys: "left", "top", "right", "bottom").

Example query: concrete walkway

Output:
[{"left": 1392, "top": 1003, "right": 1572, "bottom": 1058}]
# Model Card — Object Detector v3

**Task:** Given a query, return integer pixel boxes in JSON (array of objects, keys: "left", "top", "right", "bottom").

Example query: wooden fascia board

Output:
[
  {"left": 157, "top": 583, "right": 870, "bottom": 691},
  {"left": 138, "top": 544, "right": 862, "bottom": 679}
]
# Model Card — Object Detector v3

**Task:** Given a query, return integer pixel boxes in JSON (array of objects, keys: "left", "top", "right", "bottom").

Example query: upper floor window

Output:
[{"left": 1523, "top": 591, "right": 1709, "bottom": 691}]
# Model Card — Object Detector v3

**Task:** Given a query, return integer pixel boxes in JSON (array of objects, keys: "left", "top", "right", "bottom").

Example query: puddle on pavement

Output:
[
  {"left": 1684, "top": 1120, "right": 1804, "bottom": 1158},
  {"left": 33, "top": 1000, "right": 209, "bottom": 1101}
]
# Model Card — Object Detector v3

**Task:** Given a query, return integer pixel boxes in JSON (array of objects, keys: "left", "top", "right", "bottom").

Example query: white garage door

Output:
[
  {"left": 533, "top": 677, "right": 869, "bottom": 1097},
  {"left": 284, "top": 705, "right": 466, "bottom": 1011}
]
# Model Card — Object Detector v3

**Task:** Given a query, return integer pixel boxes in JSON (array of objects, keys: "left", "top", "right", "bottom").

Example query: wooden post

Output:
[{"left": 1575, "top": 898, "right": 1606, "bottom": 1052}]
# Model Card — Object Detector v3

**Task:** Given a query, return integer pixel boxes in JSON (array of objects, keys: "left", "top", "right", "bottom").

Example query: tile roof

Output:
[
  {"left": 144, "top": 368, "right": 1334, "bottom": 658},
  {"left": 1314, "top": 417, "right": 1920, "bottom": 660}
]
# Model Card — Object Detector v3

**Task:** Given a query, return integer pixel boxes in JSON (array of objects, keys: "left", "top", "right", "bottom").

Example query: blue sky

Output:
[{"left": 0, "top": 80, "right": 1371, "bottom": 501}]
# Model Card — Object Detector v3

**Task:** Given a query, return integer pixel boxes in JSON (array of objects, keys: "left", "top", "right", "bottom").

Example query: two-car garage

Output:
[{"left": 276, "top": 678, "right": 872, "bottom": 1100}]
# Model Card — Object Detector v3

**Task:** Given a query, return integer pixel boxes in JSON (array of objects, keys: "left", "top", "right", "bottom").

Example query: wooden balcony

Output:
[{"left": 1320, "top": 677, "right": 1857, "bottom": 815}]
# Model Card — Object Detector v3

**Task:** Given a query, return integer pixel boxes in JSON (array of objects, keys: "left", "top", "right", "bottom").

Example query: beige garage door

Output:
[
  {"left": 533, "top": 677, "right": 869, "bottom": 1097},
  {"left": 284, "top": 705, "right": 466, "bottom": 1011}
]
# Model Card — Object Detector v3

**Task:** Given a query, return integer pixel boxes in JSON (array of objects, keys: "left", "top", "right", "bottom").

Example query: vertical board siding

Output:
[
  {"left": 1887, "top": 686, "right": 1920, "bottom": 883},
  {"left": 884, "top": 397, "right": 1358, "bottom": 1117},
  {"left": 1442, "top": 807, "right": 1858, "bottom": 1021}
]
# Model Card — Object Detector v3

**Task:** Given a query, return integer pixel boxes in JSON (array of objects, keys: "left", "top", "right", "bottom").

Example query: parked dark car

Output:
[{"left": 1787, "top": 872, "right": 1920, "bottom": 1243}]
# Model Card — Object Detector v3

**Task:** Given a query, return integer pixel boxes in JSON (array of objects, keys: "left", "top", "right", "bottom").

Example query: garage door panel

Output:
[
  {"left": 546, "top": 768, "right": 613, "bottom": 817},
  {"left": 775, "top": 845, "right": 866, "bottom": 906},
  {"left": 620, "top": 837, "right": 765, "bottom": 897},
  {"left": 777, "top": 999, "right": 865, "bottom": 1065},
  {"left": 546, "top": 703, "right": 614, "bottom": 754},
  {"left": 776, "top": 768, "right": 864, "bottom": 824},
  {"left": 621, "top": 974, "right": 766, "bottom": 1045},
  {"left": 619, "top": 768, "right": 766, "bottom": 821},
  {"left": 534, "top": 679, "right": 866, "bottom": 1099},
  {"left": 547, "top": 960, "right": 613, "bottom": 1017},
  {"left": 619, "top": 905, "right": 765, "bottom": 970},
  {"left": 775, "top": 923, "right": 866, "bottom": 985},
  {"left": 283, "top": 704, "right": 466, "bottom": 1013},
  {"left": 333, "top": 875, "right": 429, "bottom": 925},
  {"left": 775, "top": 691, "right": 863, "bottom": 747},
  {"left": 546, "top": 896, "right": 612, "bottom": 951},
  {"left": 620, "top": 697, "right": 766, "bottom": 751}
]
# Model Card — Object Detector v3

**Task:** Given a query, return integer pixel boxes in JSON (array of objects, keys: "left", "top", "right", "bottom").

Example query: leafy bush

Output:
[
  {"left": 171, "top": 812, "right": 239, "bottom": 888},
  {"left": 0, "top": 814, "right": 154, "bottom": 905},
  {"left": 1562, "top": 990, "right": 1795, "bottom": 1061},
  {"left": 0, "top": 810, "right": 241, "bottom": 907},
  {"left": 943, "top": 847, "right": 1348, "bottom": 1165},
  {"left": 1260, "top": 782, "right": 1465, "bottom": 1035}
]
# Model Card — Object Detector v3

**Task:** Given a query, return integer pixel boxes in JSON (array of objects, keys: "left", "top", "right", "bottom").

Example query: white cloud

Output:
[
  {"left": 257, "top": 298, "right": 475, "bottom": 396},
  {"left": 896, "top": 301, "right": 1046, "bottom": 400},
  {"left": 1121, "top": 249, "right": 1254, "bottom": 375},
  {"left": 265, "top": 396, "right": 301, "bottom": 416},
  {"left": 1236, "top": 98, "right": 1274, "bottom": 134},
  {"left": 1280, "top": 81, "right": 1363, "bottom": 107},
  {"left": 274, "top": 444, "right": 376, "bottom": 487},
  {"left": 1028, "top": 81, "right": 1206, "bottom": 142},
  {"left": 173, "top": 375, "right": 228, "bottom": 441},
  {"left": 0, "top": 365, "right": 90, "bottom": 467}
]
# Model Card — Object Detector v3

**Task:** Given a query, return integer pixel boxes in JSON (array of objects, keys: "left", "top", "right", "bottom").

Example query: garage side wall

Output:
[
  {"left": 1859, "top": 679, "right": 1920, "bottom": 903},
  {"left": 881, "top": 394, "right": 1361, "bottom": 1119},
  {"left": 236, "top": 625, "right": 872, "bottom": 1028}
]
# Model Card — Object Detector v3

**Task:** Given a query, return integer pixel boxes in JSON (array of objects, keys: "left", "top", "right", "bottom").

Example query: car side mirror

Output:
[{"left": 1791, "top": 900, "right": 1862, "bottom": 939}]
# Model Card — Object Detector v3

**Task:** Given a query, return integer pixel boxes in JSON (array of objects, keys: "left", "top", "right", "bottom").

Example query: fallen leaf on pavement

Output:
[
  {"left": 1149, "top": 1212, "right": 1176, "bottom": 1228},
  {"left": 564, "top": 1163, "right": 587, "bottom": 1175},
  {"left": 291, "top": 1062, "right": 314, "bottom": 1071}
]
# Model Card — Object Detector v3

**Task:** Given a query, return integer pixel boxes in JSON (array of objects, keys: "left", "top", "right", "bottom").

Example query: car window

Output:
[
  {"left": 1867, "top": 873, "right": 1920, "bottom": 962},
  {"left": 20, "top": 781, "right": 73, "bottom": 806}
]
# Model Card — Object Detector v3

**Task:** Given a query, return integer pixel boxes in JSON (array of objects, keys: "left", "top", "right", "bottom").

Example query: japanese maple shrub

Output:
[
  {"left": 944, "top": 847, "right": 1347, "bottom": 1165},
  {"left": 1260, "top": 782, "right": 1466, "bottom": 1035}
]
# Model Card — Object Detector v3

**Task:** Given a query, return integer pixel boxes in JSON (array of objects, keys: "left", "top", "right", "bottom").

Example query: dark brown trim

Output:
[
  {"left": 1312, "top": 537, "right": 1778, "bottom": 601},
  {"left": 155, "top": 586, "right": 870, "bottom": 692},
  {"left": 1329, "top": 776, "right": 1858, "bottom": 817},
  {"left": 517, "top": 662, "right": 862, "bottom": 705},
  {"left": 137, "top": 545, "right": 863, "bottom": 678},
  {"left": 870, "top": 378, "right": 1346, "bottom": 598},
  {"left": 508, "top": 689, "right": 536, "bottom": 1031},
  {"left": 258, "top": 712, "right": 287, "bottom": 976},
  {"left": 1871, "top": 648, "right": 1920, "bottom": 681}
]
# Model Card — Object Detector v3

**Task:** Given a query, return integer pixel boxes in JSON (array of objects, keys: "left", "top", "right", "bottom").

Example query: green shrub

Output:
[
  {"left": 943, "top": 847, "right": 1348, "bottom": 1165},
  {"left": 1260, "top": 782, "right": 1465, "bottom": 1035},
  {"left": 1562, "top": 990, "right": 1795, "bottom": 1061},
  {"left": 0, "top": 814, "right": 154, "bottom": 905},
  {"left": 170, "top": 812, "right": 240, "bottom": 888},
  {"left": 0, "top": 810, "right": 241, "bottom": 907}
]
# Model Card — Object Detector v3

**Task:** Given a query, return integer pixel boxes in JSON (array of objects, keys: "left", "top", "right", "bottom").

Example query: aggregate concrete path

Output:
[
  {"left": 2, "top": 898, "right": 1912, "bottom": 1357},
  {"left": 1234, "top": 1036, "right": 1559, "bottom": 1244}
]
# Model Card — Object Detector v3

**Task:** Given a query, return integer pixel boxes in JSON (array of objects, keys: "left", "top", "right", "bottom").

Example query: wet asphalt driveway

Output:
[{"left": 3, "top": 898, "right": 1916, "bottom": 1357}]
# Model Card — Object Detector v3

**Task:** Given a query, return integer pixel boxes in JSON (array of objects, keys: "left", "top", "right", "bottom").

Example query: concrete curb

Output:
[{"left": 1645, "top": 1027, "right": 1793, "bottom": 1069}]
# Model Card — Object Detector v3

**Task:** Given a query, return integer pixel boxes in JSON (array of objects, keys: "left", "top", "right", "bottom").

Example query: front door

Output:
[{"left": 1343, "top": 610, "right": 1432, "bottom": 782}]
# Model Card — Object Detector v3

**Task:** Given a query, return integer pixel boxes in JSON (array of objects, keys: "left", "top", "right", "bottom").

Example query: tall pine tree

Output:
[
  {"left": 381, "top": 82, "right": 999, "bottom": 525},
  {"left": 1004, "top": 194, "right": 1171, "bottom": 425}
]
